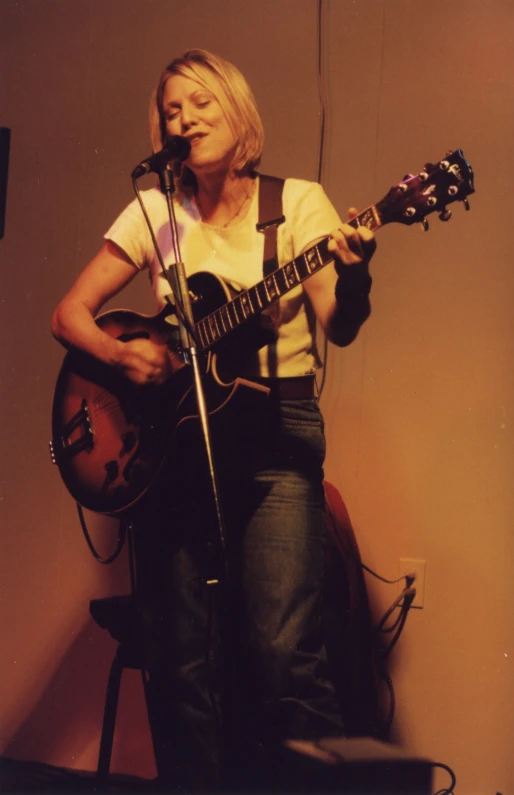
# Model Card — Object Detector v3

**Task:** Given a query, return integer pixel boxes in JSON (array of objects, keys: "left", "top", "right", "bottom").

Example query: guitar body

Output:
[{"left": 51, "top": 272, "right": 270, "bottom": 515}]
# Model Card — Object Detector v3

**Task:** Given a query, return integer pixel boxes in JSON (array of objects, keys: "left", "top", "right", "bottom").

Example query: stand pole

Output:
[{"left": 159, "top": 164, "right": 229, "bottom": 585}]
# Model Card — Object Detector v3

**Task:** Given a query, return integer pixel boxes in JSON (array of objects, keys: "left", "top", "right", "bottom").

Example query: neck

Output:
[{"left": 195, "top": 169, "right": 255, "bottom": 227}]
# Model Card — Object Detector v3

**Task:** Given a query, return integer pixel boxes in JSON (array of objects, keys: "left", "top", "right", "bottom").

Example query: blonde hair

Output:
[{"left": 149, "top": 49, "right": 264, "bottom": 181}]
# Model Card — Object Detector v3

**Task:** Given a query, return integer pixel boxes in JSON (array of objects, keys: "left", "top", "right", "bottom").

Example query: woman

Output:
[{"left": 52, "top": 49, "right": 376, "bottom": 791}]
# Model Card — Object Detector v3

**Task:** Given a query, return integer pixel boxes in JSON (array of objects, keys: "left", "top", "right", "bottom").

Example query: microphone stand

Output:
[
  {"left": 133, "top": 161, "right": 237, "bottom": 782},
  {"left": 162, "top": 164, "right": 229, "bottom": 586},
  {"left": 133, "top": 162, "right": 229, "bottom": 588}
]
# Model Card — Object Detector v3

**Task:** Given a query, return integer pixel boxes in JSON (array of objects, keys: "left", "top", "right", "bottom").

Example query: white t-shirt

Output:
[{"left": 105, "top": 177, "right": 342, "bottom": 378}]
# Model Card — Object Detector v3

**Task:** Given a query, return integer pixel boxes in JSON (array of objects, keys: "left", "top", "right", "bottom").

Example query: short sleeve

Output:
[
  {"left": 104, "top": 195, "right": 155, "bottom": 271},
  {"left": 282, "top": 180, "right": 343, "bottom": 258}
]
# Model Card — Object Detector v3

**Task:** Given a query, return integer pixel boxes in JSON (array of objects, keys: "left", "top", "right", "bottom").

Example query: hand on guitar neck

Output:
[{"left": 328, "top": 206, "right": 377, "bottom": 271}]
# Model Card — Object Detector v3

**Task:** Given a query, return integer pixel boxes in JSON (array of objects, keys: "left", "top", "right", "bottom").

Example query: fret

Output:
[
  {"left": 264, "top": 276, "right": 279, "bottom": 302},
  {"left": 246, "top": 288, "right": 258, "bottom": 314},
  {"left": 220, "top": 304, "right": 232, "bottom": 333},
  {"left": 239, "top": 292, "right": 251, "bottom": 319},
  {"left": 218, "top": 307, "right": 228, "bottom": 334},
  {"left": 304, "top": 246, "right": 322, "bottom": 274},
  {"left": 209, "top": 314, "right": 220, "bottom": 343},
  {"left": 233, "top": 295, "right": 243, "bottom": 322},
  {"left": 198, "top": 320, "right": 210, "bottom": 348},
  {"left": 196, "top": 321, "right": 205, "bottom": 348},
  {"left": 275, "top": 268, "right": 289, "bottom": 295},
  {"left": 233, "top": 296, "right": 245, "bottom": 323},
  {"left": 230, "top": 299, "right": 241, "bottom": 326},
  {"left": 252, "top": 284, "right": 264, "bottom": 310},
  {"left": 284, "top": 261, "right": 299, "bottom": 288},
  {"left": 212, "top": 311, "right": 222, "bottom": 339},
  {"left": 370, "top": 205, "right": 382, "bottom": 229},
  {"left": 256, "top": 282, "right": 268, "bottom": 309},
  {"left": 263, "top": 278, "right": 272, "bottom": 303},
  {"left": 351, "top": 205, "right": 381, "bottom": 231}
]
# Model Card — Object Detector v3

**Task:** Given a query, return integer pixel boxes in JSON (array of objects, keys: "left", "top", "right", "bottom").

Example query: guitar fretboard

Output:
[{"left": 195, "top": 203, "right": 383, "bottom": 351}]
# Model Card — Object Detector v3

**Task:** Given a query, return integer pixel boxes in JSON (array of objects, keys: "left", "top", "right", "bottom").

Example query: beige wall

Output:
[{"left": 1, "top": 0, "right": 512, "bottom": 792}]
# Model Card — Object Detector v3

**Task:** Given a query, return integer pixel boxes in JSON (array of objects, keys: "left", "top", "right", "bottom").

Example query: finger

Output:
[
  {"left": 347, "top": 206, "right": 359, "bottom": 220},
  {"left": 328, "top": 228, "right": 354, "bottom": 259},
  {"left": 356, "top": 226, "right": 377, "bottom": 257},
  {"left": 340, "top": 224, "right": 365, "bottom": 257}
]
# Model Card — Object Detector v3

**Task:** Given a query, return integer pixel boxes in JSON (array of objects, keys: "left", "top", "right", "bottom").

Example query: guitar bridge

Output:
[{"left": 52, "top": 398, "right": 94, "bottom": 462}]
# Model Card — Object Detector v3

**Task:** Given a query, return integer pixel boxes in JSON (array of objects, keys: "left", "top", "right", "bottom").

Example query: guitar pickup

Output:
[{"left": 51, "top": 398, "right": 94, "bottom": 462}]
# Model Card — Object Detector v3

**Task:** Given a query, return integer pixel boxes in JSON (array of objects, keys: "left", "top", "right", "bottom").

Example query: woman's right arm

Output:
[{"left": 52, "top": 240, "right": 171, "bottom": 385}]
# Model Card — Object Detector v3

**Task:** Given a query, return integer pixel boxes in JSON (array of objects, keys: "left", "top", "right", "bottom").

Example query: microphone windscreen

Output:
[{"left": 164, "top": 136, "right": 191, "bottom": 161}]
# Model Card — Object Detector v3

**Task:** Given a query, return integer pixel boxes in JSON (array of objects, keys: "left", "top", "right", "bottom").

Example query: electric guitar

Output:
[{"left": 50, "top": 149, "right": 475, "bottom": 515}]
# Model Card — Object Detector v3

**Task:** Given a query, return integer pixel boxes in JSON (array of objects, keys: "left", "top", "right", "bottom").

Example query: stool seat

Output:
[{"left": 90, "top": 595, "right": 143, "bottom": 646}]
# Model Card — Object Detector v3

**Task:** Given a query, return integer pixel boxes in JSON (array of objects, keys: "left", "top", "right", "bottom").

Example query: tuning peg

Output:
[
  {"left": 421, "top": 218, "right": 429, "bottom": 231},
  {"left": 439, "top": 207, "right": 452, "bottom": 222},
  {"left": 463, "top": 198, "right": 470, "bottom": 211}
]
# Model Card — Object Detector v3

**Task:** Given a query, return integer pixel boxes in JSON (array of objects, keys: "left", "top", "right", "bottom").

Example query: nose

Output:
[{"left": 180, "top": 102, "right": 198, "bottom": 132}]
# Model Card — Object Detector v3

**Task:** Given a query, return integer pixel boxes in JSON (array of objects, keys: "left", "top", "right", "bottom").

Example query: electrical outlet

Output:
[{"left": 398, "top": 558, "right": 426, "bottom": 608}]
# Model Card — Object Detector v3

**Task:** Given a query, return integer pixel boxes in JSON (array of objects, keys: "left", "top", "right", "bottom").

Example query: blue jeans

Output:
[{"left": 133, "top": 396, "right": 344, "bottom": 790}]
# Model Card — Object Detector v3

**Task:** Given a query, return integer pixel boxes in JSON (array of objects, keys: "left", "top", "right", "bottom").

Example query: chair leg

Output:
[{"left": 97, "top": 646, "right": 124, "bottom": 780}]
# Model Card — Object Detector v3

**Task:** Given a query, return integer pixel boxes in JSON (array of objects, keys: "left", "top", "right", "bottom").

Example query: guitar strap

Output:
[
  {"left": 257, "top": 173, "right": 286, "bottom": 274},
  {"left": 256, "top": 174, "right": 285, "bottom": 376}
]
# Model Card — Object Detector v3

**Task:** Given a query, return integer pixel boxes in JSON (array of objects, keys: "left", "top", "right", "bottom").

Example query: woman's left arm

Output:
[{"left": 303, "top": 210, "right": 376, "bottom": 347}]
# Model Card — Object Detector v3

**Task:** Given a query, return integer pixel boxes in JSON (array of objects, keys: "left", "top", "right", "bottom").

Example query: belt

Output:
[{"left": 254, "top": 375, "right": 317, "bottom": 400}]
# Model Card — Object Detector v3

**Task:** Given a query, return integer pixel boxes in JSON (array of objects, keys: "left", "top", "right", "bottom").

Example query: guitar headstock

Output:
[{"left": 376, "top": 149, "right": 475, "bottom": 230}]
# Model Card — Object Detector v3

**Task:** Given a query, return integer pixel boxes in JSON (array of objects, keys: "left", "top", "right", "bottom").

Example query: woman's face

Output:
[{"left": 162, "top": 73, "right": 237, "bottom": 177}]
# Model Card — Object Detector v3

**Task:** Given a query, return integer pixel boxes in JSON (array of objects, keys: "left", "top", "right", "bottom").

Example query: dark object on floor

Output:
[
  {"left": 282, "top": 736, "right": 433, "bottom": 794},
  {"left": 0, "top": 756, "right": 154, "bottom": 793}
]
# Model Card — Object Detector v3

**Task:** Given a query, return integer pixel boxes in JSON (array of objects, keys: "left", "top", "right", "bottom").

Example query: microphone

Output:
[{"left": 131, "top": 136, "right": 191, "bottom": 179}]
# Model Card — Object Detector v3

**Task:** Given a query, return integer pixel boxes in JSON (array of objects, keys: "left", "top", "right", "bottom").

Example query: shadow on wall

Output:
[{"left": 5, "top": 536, "right": 156, "bottom": 780}]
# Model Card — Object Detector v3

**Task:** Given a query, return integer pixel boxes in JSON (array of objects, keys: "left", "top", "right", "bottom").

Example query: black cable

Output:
[
  {"left": 381, "top": 601, "right": 414, "bottom": 660},
  {"left": 315, "top": 0, "right": 330, "bottom": 400},
  {"left": 316, "top": 0, "right": 328, "bottom": 186},
  {"left": 76, "top": 502, "right": 126, "bottom": 564},
  {"left": 361, "top": 559, "right": 413, "bottom": 587},
  {"left": 376, "top": 586, "right": 415, "bottom": 634},
  {"left": 432, "top": 760, "right": 457, "bottom": 794}
]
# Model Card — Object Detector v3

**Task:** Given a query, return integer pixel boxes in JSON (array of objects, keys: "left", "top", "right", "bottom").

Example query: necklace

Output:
[{"left": 196, "top": 179, "right": 255, "bottom": 228}]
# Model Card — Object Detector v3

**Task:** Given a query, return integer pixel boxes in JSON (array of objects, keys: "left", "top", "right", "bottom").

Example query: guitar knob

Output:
[
  {"left": 439, "top": 160, "right": 450, "bottom": 171},
  {"left": 439, "top": 207, "right": 452, "bottom": 222},
  {"left": 448, "top": 185, "right": 458, "bottom": 196},
  {"left": 421, "top": 218, "right": 429, "bottom": 231},
  {"left": 404, "top": 207, "right": 416, "bottom": 218},
  {"left": 419, "top": 171, "right": 429, "bottom": 182},
  {"left": 463, "top": 198, "right": 470, "bottom": 211}
]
